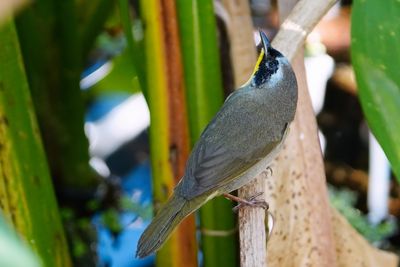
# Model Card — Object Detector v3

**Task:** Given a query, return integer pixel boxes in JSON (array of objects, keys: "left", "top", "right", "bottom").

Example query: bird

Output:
[{"left": 136, "top": 30, "right": 298, "bottom": 258}]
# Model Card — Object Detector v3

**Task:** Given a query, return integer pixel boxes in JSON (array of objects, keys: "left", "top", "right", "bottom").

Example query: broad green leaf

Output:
[
  {"left": 352, "top": 0, "right": 400, "bottom": 180},
  {"left": 0, "top": 19, "right": 72, "bottom": 266}
]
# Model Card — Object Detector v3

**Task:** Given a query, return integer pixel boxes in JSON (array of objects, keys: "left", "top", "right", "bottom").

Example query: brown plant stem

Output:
[
  {"left": 161, "top": 0, "right": 198, "bottom": 265},
  {"left": 140, "top": 0, "right": 197, "bottom": 265}
]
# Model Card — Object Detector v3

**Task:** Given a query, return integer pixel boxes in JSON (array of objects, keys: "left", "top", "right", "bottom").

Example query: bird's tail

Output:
[{"left": 136, "top": 194, "right": 195, "bottom": 258}]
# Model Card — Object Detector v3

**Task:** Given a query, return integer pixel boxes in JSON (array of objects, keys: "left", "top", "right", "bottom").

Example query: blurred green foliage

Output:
[{"left": 329, "top": 186, "right": 396, "bottom": 244}]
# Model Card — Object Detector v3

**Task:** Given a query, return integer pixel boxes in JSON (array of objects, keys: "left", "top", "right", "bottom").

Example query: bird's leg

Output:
[
  {"left": 223, "top": 192, "right": 269, "bottom": 213},
  {"left": 232, "top": 193, "right": 269, "bottom": 213}
]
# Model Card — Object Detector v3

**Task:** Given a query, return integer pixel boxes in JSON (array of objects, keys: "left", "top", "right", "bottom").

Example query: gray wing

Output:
[{"left": 176, "top": 88, "right": 287, "bottom": 199}]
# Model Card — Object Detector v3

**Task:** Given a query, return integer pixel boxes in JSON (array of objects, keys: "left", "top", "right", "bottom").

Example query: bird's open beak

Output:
[{"left": 259, "top": 30, "right": 271, "bottom": 55}]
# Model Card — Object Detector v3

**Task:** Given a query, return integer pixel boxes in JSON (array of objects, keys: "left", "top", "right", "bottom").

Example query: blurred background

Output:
[{"left": 0, "top": 0, "right": 399, "bottom": 266}]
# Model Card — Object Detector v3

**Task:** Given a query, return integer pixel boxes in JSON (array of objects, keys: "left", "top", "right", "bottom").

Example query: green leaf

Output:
[
  {"left": 0, "top": 19, "right": 72, "bottom": 267},
  {"left": 352, "top": 0, "right": 400, "bottom": 180},
  {"left": 0, "top": 214, "right": 41, "bottom": 267}
]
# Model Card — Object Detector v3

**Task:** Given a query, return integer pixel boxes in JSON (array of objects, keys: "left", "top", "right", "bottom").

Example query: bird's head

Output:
[{"left": 250, "top": 31, "right": 292, "bottom": 88}]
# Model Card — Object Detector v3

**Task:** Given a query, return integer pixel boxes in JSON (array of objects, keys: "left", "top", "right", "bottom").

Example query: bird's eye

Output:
[{"left": 267, "top": 60, "right": 278, "bottom": 70}]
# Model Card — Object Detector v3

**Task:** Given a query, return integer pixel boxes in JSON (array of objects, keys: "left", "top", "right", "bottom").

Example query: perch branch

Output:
[{"left": 272, "top": 0, "right": 337, "bottom": 61}]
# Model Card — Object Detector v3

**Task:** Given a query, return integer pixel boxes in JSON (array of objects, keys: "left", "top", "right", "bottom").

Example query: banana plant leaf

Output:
[{"left": 352, "top": 0, "right": 400, "bottom": 181}]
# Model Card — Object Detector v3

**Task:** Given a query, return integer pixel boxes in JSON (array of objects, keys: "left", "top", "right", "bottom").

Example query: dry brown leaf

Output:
[
  {"left": 331, "top": 208, "right": 397, "bottom": 266},
  {"left": 266, "top": 29, "right": 398, "bottom": 267},
  {"left": 266, "top": 54, "right": 337, "bottom": 266}
]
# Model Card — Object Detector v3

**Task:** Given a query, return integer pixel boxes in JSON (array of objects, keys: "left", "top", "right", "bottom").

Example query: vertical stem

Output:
[
  {"left": 176, "top": 0, "right": 225, "bottom": 140},
  {"left": 140, "top": 0, "right": 197, "bottom": 265},
  {"left": 176, "top": 1, "right": 238, "bottom": 266},
  {"left": 161, "top": 0, "right": 198, "bottom": 264},
  {"left": 140, "top": 1, "right": 175, "bottom": 265}
]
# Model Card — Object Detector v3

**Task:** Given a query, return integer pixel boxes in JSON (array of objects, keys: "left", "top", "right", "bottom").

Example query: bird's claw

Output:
[{"left": 232, "top": 192, "right": 269, "bottom": 213}]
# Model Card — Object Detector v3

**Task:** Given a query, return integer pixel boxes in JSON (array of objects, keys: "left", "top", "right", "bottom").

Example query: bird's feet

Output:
[{"left": 223, "top": 192, "right": 269, "bottom": 213}]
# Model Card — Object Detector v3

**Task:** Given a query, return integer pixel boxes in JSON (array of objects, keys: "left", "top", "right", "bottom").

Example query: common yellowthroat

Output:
[{"left": 136, "top": 30, "right": 298, "bottom": 258}]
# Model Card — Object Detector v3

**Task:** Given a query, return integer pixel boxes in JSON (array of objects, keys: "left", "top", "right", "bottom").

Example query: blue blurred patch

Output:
[
  {"left": 94, "top": 162, "right": 154, "bottom": 267},
  {"left": 86, "top": 93, "right": 131, "bottom": 122}
]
